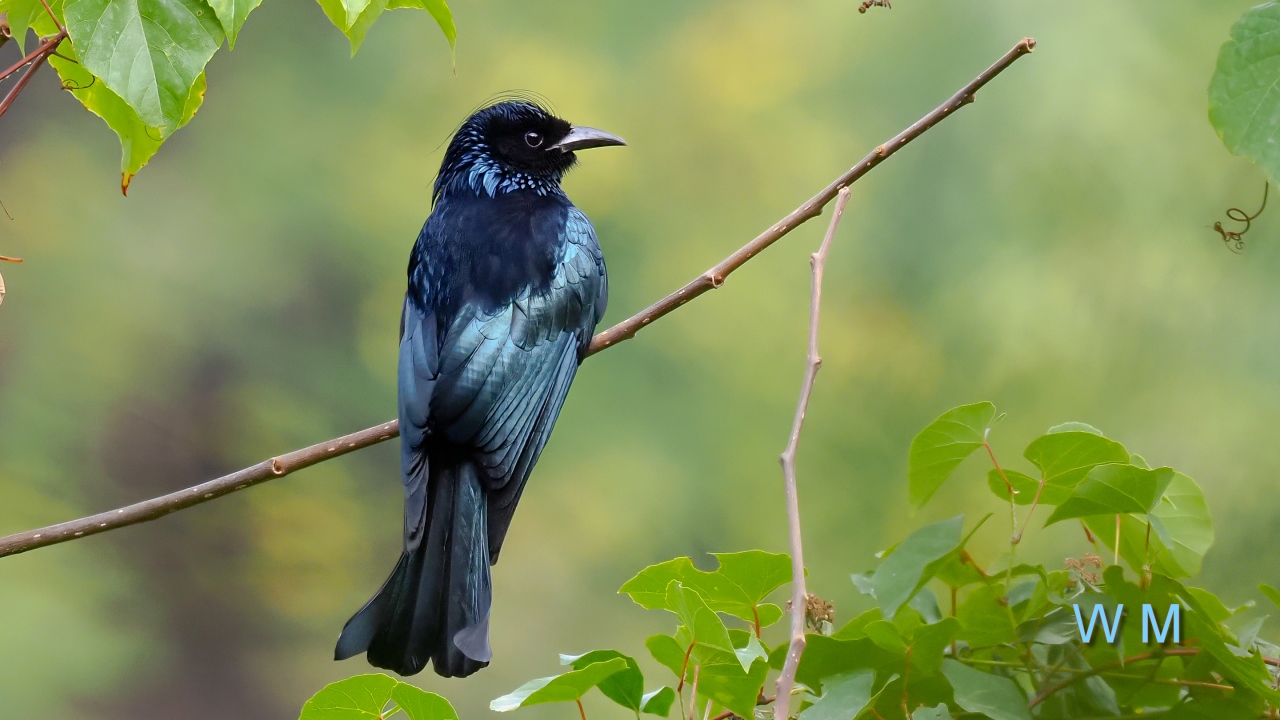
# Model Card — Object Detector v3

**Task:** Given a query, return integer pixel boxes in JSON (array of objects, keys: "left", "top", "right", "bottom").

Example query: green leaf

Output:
[
  {"left": 872, "top": 516, "right": 965, "bottom": 619},
  {"left": 1164, "top": 691, "right": 1269, "bottom": 720},
  {"left": 641, "top": 687, "right": 676, "bottom": 717},
  {"left": 832, "top": 608, "right": 884, "bottom": 641},
  {"left": 734, "top": 633, "right": 768, "bottom": 672},
  {"left": 908, "top": 617, "right": 960, "bottom": 674},
  {"left": 620, "top": 552, "right": 791, "bottom": 626},
  {"left": 646, "top": 634, "right": 688, "bottom": 679},
  {"left": 315, "top": 0, "right": 370, "bottom": 31},
  {"left": 1045, "top": 464, "right": 1174, "bottom": 525},
  {"left": 1238, "top": 615, "right": 1267, "bottom": 649},
  {"left": 389, "top": 685, "right": 459, "bottom": 720},
  {"left": 63, "top": 0, "right": 223, "bottom": 131},
  {"left": 561, "top": 650, "right": 645, "bottom": 712},
  {"left": 1186, "top": 586, "right": 1235, "bottom": 624},
  {"left": 911, "top": 705, "right": 953, "bottom": 720},
  {"left": 1147, "top": 472, "right": 1213, "bottom": 577},
  {"left": 757, "top": 603, "right": 784, "bottom": 628},
  {"left": 490, "top": 658, "right": 630, "bottom": 711},
  {"left": 1022, "top": 430, "right": 1129, "bottom": 505},
  {"left": 711, "top": 551, "right": 794, "bottom": 613},
  {"left": 666, "top": 582, "right": 741, "bottom": 666},
  {"left": 49, "top": 45, "right": 206, "bottom": 194},
  {"left": 956, "top": 584, "right": 1018, "bottom": 647},
  {"left": 300, "top": 674, "right": 399, "bottom": 719},
  {"left": 207, "top": 0, "right": 263, "bottom": 48},
  {"left": 797, "top": 670, "right": 876, "bottom": 720},
  {"left": 939, "top": 659, "right": 1031, "bottom": 720},
  {"left": 864, "top": 620, "right": 908, "bottom": 655},
  {"left": 908, "top": 402, "right": 996, "bottom": 507},
  {"left": 1260, "top": 583, "right": 1280, "bottom": 611},
  {"left": 1210, "top": 2, "right": 1280, "bottom": 183},
  {"left": 986, "top": 468, "right": 1040, "bottom": 505},
  {"left": 346, "top": 0, "right": 385, "bottom": 52},
  {"left": 692, "top": 652, "right": 770, "bottom": 718},
  {"left": 794, "top": 636, "right": 897, "bottom": 694},
  {"left": 666, "top": 626, "right": 770, "bottom": 718}
]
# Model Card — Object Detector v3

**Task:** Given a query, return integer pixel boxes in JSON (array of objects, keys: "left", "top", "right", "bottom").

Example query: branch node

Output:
[{"left": 270, "top": 458, "right": 286, "bottom": 476}]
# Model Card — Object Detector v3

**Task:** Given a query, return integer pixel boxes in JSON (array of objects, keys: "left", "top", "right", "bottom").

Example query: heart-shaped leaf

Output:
[
  {"left": 909, "top": 402, "right": 997, "bottom": 507},
  {"left": 1045, "top": 465, "right": 1174, "bottom": 525},
  {"left": 64, "top": 0, "right": 223, "bottom": 130}
]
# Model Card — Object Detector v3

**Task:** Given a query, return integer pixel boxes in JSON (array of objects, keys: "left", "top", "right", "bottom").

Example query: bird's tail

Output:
[{"left": 334, "top": 458, "right": 493, "bottom": 678}]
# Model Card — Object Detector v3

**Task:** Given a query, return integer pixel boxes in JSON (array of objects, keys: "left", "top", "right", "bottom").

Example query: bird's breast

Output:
[{"left": 413, "top": 190, "right": 574, "bottom": 315}]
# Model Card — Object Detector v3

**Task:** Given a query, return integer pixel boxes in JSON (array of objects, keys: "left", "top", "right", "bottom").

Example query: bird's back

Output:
[{"left": 406, "top": 187, "right": 607, "bottom": 552}]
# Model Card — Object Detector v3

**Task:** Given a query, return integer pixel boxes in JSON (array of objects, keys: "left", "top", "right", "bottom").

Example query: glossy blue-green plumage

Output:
[{"left": 335, "top": 101, "right": 609, "bottom": 679}]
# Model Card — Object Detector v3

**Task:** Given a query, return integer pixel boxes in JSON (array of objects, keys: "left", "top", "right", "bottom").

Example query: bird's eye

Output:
[{"left": 524, "top": 131, "right": 543, "bottom": 148}]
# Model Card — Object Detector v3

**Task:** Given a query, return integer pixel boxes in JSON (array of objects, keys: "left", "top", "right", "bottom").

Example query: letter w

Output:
[
  {"left": 1142, "top": 604, "right": 1180, "bottom": 644},
  {"left": 1074, "top": 603, "right": 1124, "bottom": 643}
]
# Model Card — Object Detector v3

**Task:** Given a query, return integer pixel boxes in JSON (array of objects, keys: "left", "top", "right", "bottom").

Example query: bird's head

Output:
[{"left": 434, "top": 100, "right": 625, "bottom": 201}]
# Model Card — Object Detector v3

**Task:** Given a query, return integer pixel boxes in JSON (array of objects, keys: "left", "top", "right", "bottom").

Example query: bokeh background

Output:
[{"left": 1, "top": 0, "right": 1276, "bottom": 716}]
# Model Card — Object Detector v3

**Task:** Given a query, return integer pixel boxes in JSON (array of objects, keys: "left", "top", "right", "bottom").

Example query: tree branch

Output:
[
  {"left": 587, "top": 36, "right": 1035, "bottom": 356},
  {"left": 773, "top": 187, "right": 851, "bottom": 720},
  {"left": 0, "top": 37, "right": 1035, "bottom": 561}
]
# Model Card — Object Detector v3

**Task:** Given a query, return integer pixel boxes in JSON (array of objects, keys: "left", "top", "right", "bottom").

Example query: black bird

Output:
[{"left": 334, "top": 100, "right": 624, "bottom": 678}]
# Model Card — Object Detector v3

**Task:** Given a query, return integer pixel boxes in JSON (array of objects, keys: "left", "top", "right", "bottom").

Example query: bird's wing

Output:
[
  {"left": 430, "top": 208, "right": 607, "bottom": 559},
  {"left": 398, "top": 298, "right": 440, "bottom": 551}
]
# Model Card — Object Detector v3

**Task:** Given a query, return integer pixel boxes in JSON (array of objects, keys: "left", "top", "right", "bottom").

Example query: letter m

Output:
[
  {"left": 1142, "top": 604, "right": 1180, "bottom": 644},
  {"left": 1074, "top": 602, "right": 1124, "bottom": 644}
]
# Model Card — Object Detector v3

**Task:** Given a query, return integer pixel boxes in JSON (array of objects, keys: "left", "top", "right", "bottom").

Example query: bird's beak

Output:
[{"left": 549, "top": 126, "right": 627, "bottom": 153}]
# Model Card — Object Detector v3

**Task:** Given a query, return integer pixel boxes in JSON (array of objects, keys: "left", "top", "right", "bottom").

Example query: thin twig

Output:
[
  {"left": 0, "top": 28, "right": 67, "bottom": 123},
  {"left": 587, "top": 37, "right": 1035, "bottom": 356},
  {"left": 1013, "top": 478, "right": 1046, "bottom": 543},
  {"left": 774, "top": 186, "right": 852, "bottom": 720},
  {"left": 36, "top": 0, "right": 63, "bottom": 33},
  {"left": 0, "top": 37, "right": 1036, "bottom": 561}
]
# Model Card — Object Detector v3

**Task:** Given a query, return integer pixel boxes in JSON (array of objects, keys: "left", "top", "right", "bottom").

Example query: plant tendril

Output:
[{"left": 1214, "top": 182, "right": 1268, "bottom": 253}]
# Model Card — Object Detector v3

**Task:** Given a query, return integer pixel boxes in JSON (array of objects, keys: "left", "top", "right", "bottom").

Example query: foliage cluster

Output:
[
  {"left": 0, "top": 0, "right": 453, "bottom": 191},
  {"left": 298, "top": 404, "right": 1280, "bottom": 720}
]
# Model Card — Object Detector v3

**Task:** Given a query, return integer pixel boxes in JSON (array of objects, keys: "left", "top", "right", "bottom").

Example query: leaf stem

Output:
[
  {"left": 1114, "top": 515, "right": 1121, "bottom": 566},
  {"left": 688, "top": 664, "right": 701, "bottom": 720}
]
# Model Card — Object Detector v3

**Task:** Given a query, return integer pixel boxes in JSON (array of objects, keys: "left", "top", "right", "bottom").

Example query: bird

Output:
[{"left": 334, "top": 99, "right": 625, "bottom": 678}]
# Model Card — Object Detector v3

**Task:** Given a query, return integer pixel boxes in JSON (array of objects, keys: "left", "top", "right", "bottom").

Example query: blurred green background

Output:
[{"left": 0, "top": 0, "right": 1276, "bottom": 716}]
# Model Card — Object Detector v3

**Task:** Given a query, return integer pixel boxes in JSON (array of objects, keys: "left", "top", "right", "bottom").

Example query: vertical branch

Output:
[{"left": 774, "top": 186, "right": 853, "bottom": 720}]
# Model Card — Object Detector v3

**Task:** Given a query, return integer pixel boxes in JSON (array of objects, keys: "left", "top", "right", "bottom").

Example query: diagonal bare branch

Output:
[{"left": 0, "top": 37, "right": 1035, "bottom": 560}]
